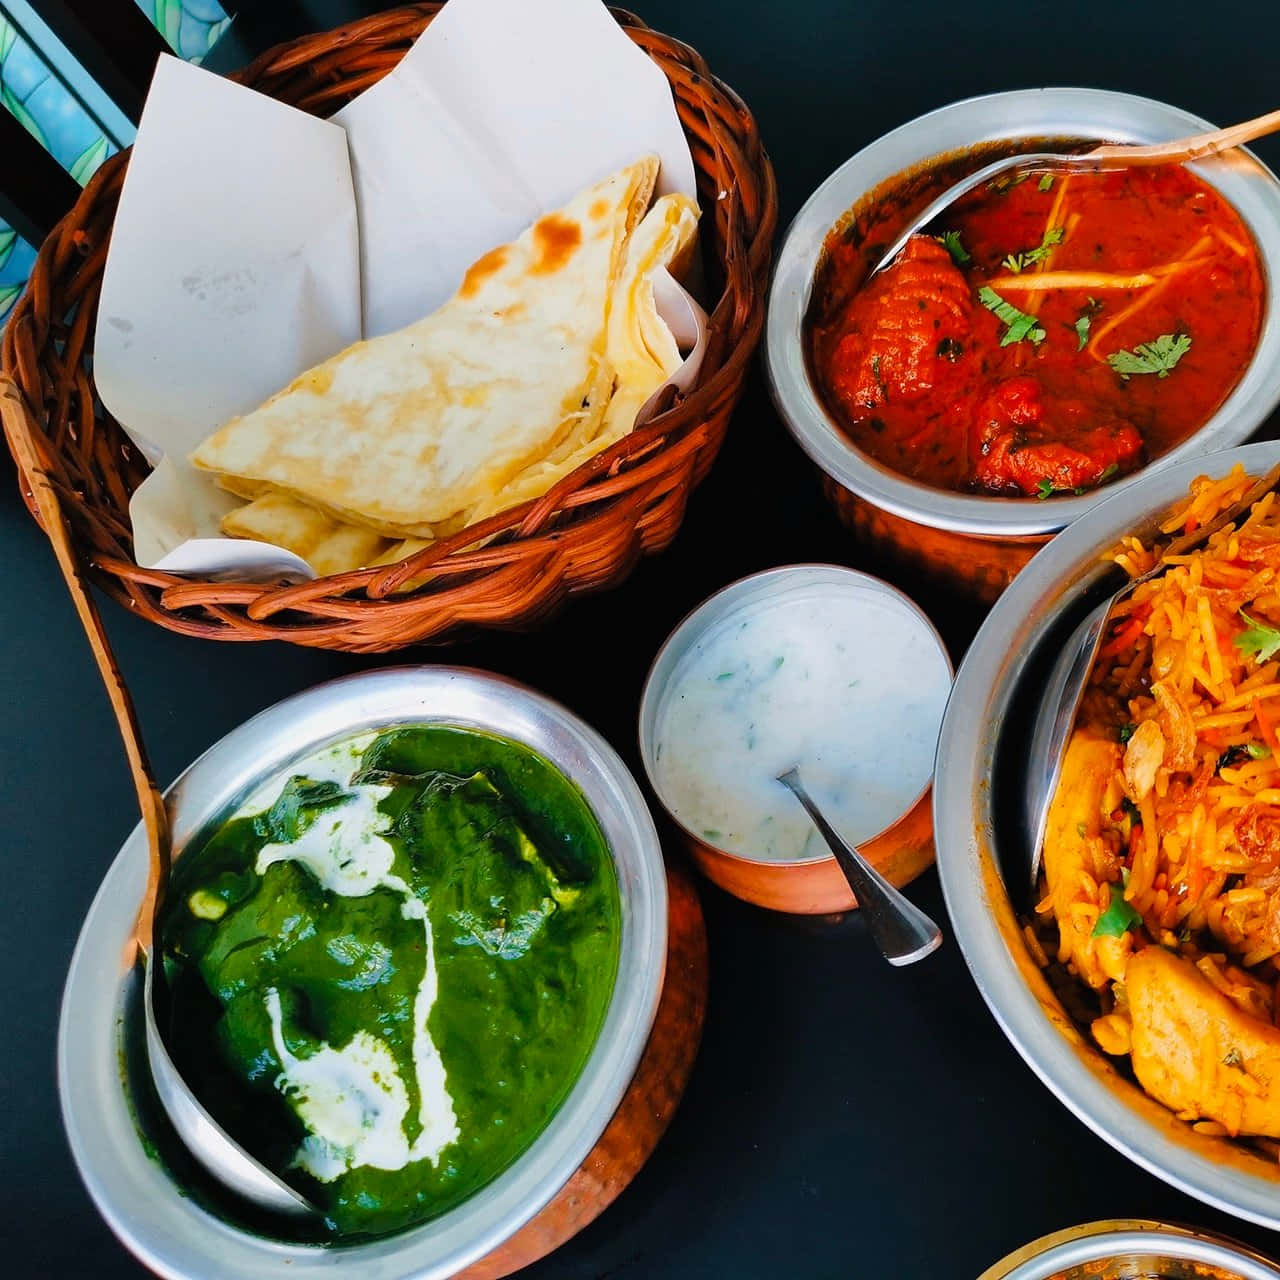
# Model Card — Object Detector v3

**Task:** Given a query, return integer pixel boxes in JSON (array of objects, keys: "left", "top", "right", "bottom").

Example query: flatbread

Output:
[
  {"left": 204, "top": 165, "right": 700, "bottom": 580},
  {"left": 467, "top": 192, "right": 699, "bottom": 523},
  {"left": 192, "top": 157, "right": 660, "bottom": 537}
]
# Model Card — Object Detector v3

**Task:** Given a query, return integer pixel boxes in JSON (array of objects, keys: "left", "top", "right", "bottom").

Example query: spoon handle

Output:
[
  {"left": 0, "top": 377, "right": 169, "bottom": 952},
  {"left": 778, "top": 770, "right": 942, "bottom": 966},
  {"left": 1087, "top": 106, "right": 1280, "bottom": 167}
]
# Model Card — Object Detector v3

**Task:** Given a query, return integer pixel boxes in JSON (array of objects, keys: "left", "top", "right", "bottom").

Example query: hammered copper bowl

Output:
[
  {"left": 935, "top": 441, "right": 1280, "bottom": 1228},
  {"left": 58, "top": 667, "right": 685, "bottom": 1280},
  {"left": 765, "top": 89, "right": 1280, "bottom": 604},
  {"left": 639, "top": 564, "right": 952, "bottom": 914}
]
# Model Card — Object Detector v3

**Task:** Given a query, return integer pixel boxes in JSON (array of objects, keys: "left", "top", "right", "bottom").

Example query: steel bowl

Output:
[
  {"left": 979, "top": 1220, "right": 1280, "bottom": 1280},
  {"left": 765, "top": 89, "right": 1280, "bottom": 601},
  {"left": 639, "top": 564, "right": 952, "bottom": 913},
  {"left": 58, "top": 666, "right": 668, "bottom": 1280},
  {"left": 936, "top": 441, "right": 1280, "bottom": 1228}
]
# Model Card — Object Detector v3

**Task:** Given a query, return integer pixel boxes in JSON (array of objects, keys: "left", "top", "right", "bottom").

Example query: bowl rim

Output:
[
  {"left": 765, "top": 87, "right": 1280, "bottom": 538},
  {"left": 934, "top": 440, "right": 1280, "bottom": 1230},
  {"left": 637, "top": 562, "right": 954, "bottom": 868},
  {"left": 57, "top": 665, "right": 668, "bottom": 1280},
  {"left": 979, "top": 1220, "right": 1280, "bottom": 1280}
]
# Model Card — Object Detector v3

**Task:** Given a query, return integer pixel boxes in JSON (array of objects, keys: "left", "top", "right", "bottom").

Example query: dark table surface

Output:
[{"left": 13, "top": 1, "right": 1280, "bottom": 1276}]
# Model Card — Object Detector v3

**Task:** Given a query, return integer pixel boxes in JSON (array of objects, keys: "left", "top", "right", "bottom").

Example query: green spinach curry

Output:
[{"left": 160, "top": 725, "right": 621, "bottom": 1238}]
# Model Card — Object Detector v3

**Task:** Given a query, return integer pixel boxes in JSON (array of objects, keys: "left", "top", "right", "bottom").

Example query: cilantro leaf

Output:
[
  {"left": 1038, "top": 173, "right": 1054, "bottom": 192},
  {"left": 978, "top": 285, "right": 1046, "bottom": 347},
  {"left": 1107, "top": 332, "right": 1192, "bottom": 379},
  {"left": 1072, "top": 298, "right": 1103, "bottom": 352},
  {"left": 1092, "top": 882, "right": 1142, "bottom": 938},
  {"left": 1235, "top": 610, "right": 1280, "bottom": 663},
  {"left": 1118, "top": 722, "right": 1136, "bottom": 743},
  {"left": 936, "top": 229, "right": 971, "bottom": 266},
  {"left": 1035, "top": 477, "right": 1055, "bottom": 500},
  {"left": 1002, "top": 226, "right": 1065, "bottom": 273},
  {"left": 991, "top": 171, "right": 1031, "bottom": 194}
]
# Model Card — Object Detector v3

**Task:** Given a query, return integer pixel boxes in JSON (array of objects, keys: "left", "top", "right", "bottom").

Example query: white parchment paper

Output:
[{"left": 95, "top": 0, "right": 702, "bottom": 581}]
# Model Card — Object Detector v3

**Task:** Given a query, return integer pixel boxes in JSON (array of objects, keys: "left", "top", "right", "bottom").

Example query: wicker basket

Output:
[{"left": 0, "top": 3, "right": 774, "bottom": 652}]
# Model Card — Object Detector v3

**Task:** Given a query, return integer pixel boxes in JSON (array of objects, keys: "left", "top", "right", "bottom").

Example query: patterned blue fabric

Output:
[
  {"left": 0, "top": 18, "right": 117, "bottom": 182},
  {"left": 135, "top": 0, "right": 231, "bottom": 64},
  {"left": 0, "top": 221, "right": 36, "bottom": 319},
  {"left": 0, "top": 2, "right": 231, "bottom": 321}
]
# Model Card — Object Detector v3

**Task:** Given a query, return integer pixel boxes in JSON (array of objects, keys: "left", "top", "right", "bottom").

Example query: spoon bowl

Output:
[
  {"left": 775, "top": 766, "right": 942, "bottom": 966},
  {"left": 143, "top": 962, "right": 316, "bottom": 1216}
]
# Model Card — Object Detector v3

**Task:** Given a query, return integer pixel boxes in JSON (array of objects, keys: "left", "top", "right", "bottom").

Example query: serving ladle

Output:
[
  {"left": 0, "top": 381, "right": 317, "bottom": 1219},
  {"left": 776, "top": 767, "right": 942, "bottom": 965},
  {"left": 1023, "top": 460, "right": 1280, "bottom": 898},
  {"left": 872, "top": 105, "right": 1280, "bottom": 277}
]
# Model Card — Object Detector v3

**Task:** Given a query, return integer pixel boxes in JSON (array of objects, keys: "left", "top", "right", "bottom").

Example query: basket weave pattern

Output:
[{"left": 1, "top": 3, "right": 775, "bottom": 651}]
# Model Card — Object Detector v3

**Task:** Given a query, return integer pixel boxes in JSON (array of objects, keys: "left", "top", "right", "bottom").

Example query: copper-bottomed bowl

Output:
[
  {"left": 935, "top": 441, "right": 1280, "bottom": 1229},
  {"left": 638, "top": 564, "right": 951, "bottom": 914},
  {"left": 60, "top": 667, "right": 707, "bottom": 1280},
  {"left": 765, "top": 89, "right": 1280, "bottom": 604}
]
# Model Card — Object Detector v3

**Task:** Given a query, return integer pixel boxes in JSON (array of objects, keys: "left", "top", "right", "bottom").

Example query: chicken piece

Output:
[
  {"left": 1042, "top": 727, "right": 1130, "bottom": 990},
  {"left": 1151, "top": 680, "right": 1196, "bottom": 772},
  {"left": 971, "top": 375, "right": 1144, "bottom": 496},
  {"left": 1122, "top": 718, "right": 1165, "bottom": 803},
  {"left": 1237, "top": 806, "right": 1280, "bottom": 871},
  {"left": 826, "top": 235, "right": 975, "bottom": 413},
  {"left": 1234, "top": 528, "right": 1280, "bottom": 566},
  {"left": 1127, "top": 946, "right": 1280, "bottom": 1137}
]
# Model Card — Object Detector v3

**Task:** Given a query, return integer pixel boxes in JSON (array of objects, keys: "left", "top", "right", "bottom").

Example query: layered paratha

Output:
[
  {"left": 195, "top": 158, "right": 699, "bottom": 578},
  {"left": 193, "top": 157, "right": 661, "bottom": 538}
]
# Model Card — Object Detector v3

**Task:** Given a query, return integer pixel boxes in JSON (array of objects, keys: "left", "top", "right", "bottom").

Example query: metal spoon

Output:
[
  {"left": 872, "top": 105, "right": 1280, "bottom": 277},
  {"left": 1023, "top": 460, "right": 1280, "bottom": 896},
  {"left": 776, "top": 767, "right": 942, "bottom": 965},
  {"left": 0, "top": 380, "right": 317, "bottom": 1219}
]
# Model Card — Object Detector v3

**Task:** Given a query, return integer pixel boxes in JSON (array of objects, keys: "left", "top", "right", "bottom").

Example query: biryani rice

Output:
[{"left": 1037, "top": 463, "right": 1280, "bottom": 1142}]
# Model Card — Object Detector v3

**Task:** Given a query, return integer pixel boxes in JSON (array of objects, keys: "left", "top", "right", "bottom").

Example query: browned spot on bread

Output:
[
  {"left": 459, "top": 246, "right": 508, "bottom": 298},
  {"left": 531, "top": 215, "right": 582, "bottom": 275}
]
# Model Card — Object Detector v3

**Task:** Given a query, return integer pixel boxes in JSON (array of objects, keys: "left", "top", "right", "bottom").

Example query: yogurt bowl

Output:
[
  {"left": 59, "top": 666, "right": 677, "bottom": 1280},
  {"left": 639, "top": 565, "right": 953, "bottom": 914}
]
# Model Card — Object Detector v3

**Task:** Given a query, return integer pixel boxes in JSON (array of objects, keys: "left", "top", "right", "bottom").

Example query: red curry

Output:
[{"left": 807, "top": 157, "right": 1265, "bottom": 498}]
